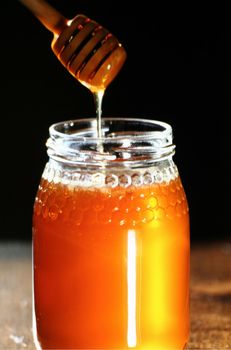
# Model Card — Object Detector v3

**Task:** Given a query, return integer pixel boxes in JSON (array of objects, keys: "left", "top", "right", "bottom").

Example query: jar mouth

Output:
[{"left": 47, "top": 118, "right": 175, "bottom": 167}]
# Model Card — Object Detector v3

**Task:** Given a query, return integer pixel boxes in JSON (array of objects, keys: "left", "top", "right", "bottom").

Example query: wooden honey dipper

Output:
[{"left": 19, "top": 0, "right": 127, "bottom": 93}]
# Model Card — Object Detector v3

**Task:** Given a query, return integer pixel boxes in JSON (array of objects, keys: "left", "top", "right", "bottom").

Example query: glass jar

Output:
[{"left": 33, "top": 118, "right": 190, "bottom": 350}]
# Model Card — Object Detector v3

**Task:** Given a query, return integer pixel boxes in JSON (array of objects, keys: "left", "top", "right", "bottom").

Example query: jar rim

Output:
[
  {"left": 47, "top": 117, "right": 175, "bottom": 167},
  {"left": 49, "top": 117, "right": 173, "bottom": 142}
]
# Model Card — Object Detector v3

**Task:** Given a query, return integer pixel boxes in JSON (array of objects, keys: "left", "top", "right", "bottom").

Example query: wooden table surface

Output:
[{"left": 0, "top": 241, "right": 230, "bottom": 350}]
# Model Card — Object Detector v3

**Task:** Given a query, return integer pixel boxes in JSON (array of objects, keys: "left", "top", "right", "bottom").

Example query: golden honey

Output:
[{"left": 33, "top": 174, "right": 189, "bottom": 349}]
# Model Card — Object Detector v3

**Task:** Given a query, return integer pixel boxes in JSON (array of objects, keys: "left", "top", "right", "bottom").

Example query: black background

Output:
[{"left": 2, "top": 1, "right": 230, "bottom": 242}]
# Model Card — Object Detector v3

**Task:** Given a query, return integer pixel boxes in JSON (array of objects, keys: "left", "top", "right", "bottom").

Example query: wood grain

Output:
[{"left": 0, "top": 241, "right": 230, "bottom": 349}]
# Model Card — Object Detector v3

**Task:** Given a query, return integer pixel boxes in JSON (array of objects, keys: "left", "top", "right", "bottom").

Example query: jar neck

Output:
[{"left": 46, "top": 118, "right": 176, "bottom": 170}]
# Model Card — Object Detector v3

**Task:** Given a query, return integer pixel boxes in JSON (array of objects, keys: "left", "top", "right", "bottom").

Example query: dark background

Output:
[{"left": 2, "top": 1, "right": 230, "bottom": 242}]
